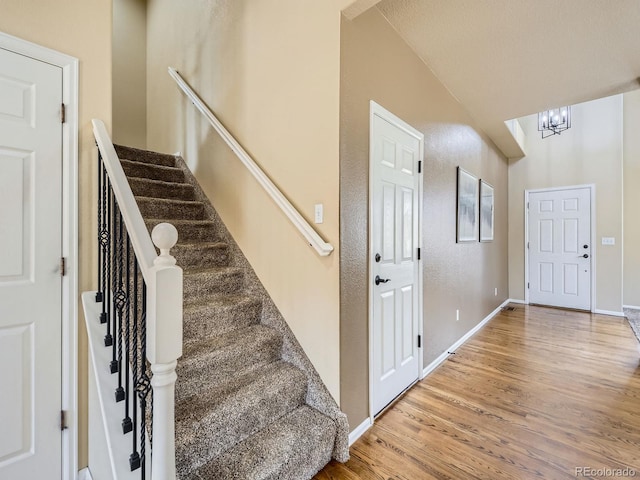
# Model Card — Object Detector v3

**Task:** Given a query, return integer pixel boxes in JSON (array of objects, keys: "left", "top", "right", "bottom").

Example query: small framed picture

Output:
[
  {"left": 480, "top": 180, "right": 494, "bottom": 242},
  {"left": 456, "top": 167, "right": 479, "bottom": 243}
]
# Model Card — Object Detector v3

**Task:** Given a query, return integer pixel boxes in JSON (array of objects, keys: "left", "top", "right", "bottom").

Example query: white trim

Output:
[
  {"left": 0, "top": 31, "right": 79, "bottom": 480},
  {"left": 167, "top": 67, "right": 333, "bottom": 257},
  {"left": 422, "top": 299, "right": 510, "bottom": 377},
  {"left": 78, "top": 468, "right": 93, "bottom": 480},
  {"left": 367, "top": 101, "right": 424, "bottom": 423},
  {"left": 348, "top": 417, "right": 373, "bottom": 446},
  {"left": 524, "top": 184, "right": 596, "bottom": 312},
  {"left": 623, "top": 305, "right": 640, "bottom": 311},
  {"left": 594, "top": 309, "right": 625, "bottom": 317}
]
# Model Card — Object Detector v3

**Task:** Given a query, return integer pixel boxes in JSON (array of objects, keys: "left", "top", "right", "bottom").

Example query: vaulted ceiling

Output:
[{"left": 372, "top": 0, "right": 640, "bottom": 157}]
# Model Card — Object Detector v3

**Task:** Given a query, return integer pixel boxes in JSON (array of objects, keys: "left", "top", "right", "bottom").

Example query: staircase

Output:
[{"left": 114, "top": 144, "right": 348, "bottom": 479}]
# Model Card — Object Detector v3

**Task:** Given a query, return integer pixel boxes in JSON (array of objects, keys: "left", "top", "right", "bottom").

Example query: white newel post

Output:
[{"left": 148, "top": 223, "right": 183, "bottom": 480}]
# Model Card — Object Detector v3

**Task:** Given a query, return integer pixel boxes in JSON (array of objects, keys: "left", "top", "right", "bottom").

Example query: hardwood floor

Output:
[{"left": 315, "top": 304, "right": 640, "bottom": 479}]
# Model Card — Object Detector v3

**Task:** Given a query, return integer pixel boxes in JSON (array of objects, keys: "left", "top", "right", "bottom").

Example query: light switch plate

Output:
[
  {"left": 314, "top": 204, "right": 324, "bottom": 224},
  {"left": 601, "top": 237, "right": 615, "bottom": 246}
]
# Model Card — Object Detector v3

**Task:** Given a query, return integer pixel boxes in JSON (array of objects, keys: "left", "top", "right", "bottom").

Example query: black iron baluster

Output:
[
  {"left": 109, "top": 199, "right": 118, "bottom": 371},
  {"left": 122, "top": 234, "right": 133, "bottom": 432},
  {"left": 104, "top": 181, "right": 114, "bottom": 348},
  {"left": 129, "top": 257, "right": 141, "bottom": 471},
  {"left": 95, "top": 151, "right": 103, "bottom": 304},
  {"left": 137, "top": 281, "right": 152, "bottom": 477},
  {"left": 99, "top": 164, "right": 109, "bottom": 324},
  {"left": 115, "top": 207, "right": 125, "bottom": 402}
]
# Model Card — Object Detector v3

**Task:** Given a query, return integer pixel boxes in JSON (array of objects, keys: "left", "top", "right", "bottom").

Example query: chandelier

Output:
[{"left": 538, "top": 106, "right": 571, "bottom": 138}]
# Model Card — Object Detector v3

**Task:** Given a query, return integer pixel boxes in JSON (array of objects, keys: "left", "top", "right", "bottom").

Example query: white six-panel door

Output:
[
  {"left": 528, "top": 186, "right": 592, "bottom": 310},
  {"left": 370, "top": 103, "right": 423, "bottom": 416},
  {"left": 0, "top": 47, "right": 63, "bottom": 478}
]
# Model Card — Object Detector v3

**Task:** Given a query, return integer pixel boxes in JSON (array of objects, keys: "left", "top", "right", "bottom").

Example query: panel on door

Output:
[
  {"left": 0, "top": 47, "right": 63, "bottom": 478},
  {"left": 371, "top": 107, "right": 422, "bottom": 415},
  {"left": 528, "top": 187, "right": 591, "bottom": 310}
]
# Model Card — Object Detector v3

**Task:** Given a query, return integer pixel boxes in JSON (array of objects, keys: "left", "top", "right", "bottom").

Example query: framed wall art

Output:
[
  {"left": 480, "top": 180, "right": 494, "bottom": 242},
  {"left": 456, "top": 167, "right": 479, "bottom": 243}
]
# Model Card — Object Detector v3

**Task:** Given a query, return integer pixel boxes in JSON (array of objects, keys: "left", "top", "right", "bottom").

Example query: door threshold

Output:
[{"left": 529, "top": 303, "right": 590, "bottom": 313}]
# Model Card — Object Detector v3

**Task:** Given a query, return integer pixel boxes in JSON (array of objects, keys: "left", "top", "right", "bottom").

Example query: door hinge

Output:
[
  {"left": 527, "top": 242, "right": 530, "bottom": 249},
  {"left": 418, "top": 160, "right": 422, "bottom": 173},
  {"left": 61, "top": 410, "right": 68, "bottom": 431},
  {"left": 527, "top": 282, "right": 530, "bottom": 289},
  {"left": 61, "top": 103, "right": 66, "bottom": 124},
  {"left": 60, "top": 257, "right": 66, "bottom": 277},
  {"left": 417, "top": 247, "right": 421, "bottom": 260},
  {"left": 417, "top": 335, "right": 422, "bottom": 348},
  {"left": 527, "top": 202, "right": 530, "bottom": 210}
]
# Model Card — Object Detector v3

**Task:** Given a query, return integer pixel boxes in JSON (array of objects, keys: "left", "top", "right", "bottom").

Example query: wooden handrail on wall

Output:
[{"left": 168, "top": 67, "right": 334, "bottom": 257}]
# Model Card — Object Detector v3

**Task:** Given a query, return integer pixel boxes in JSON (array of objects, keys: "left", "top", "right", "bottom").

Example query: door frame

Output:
[
  {"left": 368, "top": 101, "right": 424, "bottom": 423},
  {"left": 524, "top": 184, "right": 596, "bottom": 312},
  {"left": 0, "top": 31, "right": 79, "bottom": 479}
]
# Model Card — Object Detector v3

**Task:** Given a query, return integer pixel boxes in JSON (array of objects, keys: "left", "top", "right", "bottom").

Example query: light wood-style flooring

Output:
[{"left": 315, "top": 304, "right": 640, "bottom": 479}]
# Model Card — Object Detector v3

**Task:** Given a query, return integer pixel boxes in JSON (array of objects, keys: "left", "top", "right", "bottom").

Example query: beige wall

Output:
[
  {"left": 624, "top": 90, "right": 640, "bottom": 307},
  {"left": 113, "top": 0, "right": 146, "bottom": 148},
  {"left": 145, "top": 0, "right": 354, "bottom": 400},
  {"left": 508, "top": 95, "right": 623, "bottom": 312},
  {"left": 0, "top": 0, "right": 112, "bottom": 469},
  {"left": 340, "top": 8, "right": 509, "bottom": 427}
]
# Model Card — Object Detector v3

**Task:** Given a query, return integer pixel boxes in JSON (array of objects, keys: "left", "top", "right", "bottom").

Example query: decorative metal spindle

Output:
[
  {"left": 109, "top": 198, "right": 118, "bottom": 371},
  {"left": 95, "top": 151, "right": 103, "bottom": 304},
  {"left": 129, "top": 258, "right": 141, "bottom": 471},
  {"left": 104, "top": 181, "right": 114, "bottom": 347},
  {"left": 136, "top": 281, "right": 152, "bottom": 477},
  {"left": 115, "top": 208, "right": 125, "bottom": 402},
  {"left": 99, "top": 164, "right": 109, "bottom": 324},
  {"left": 122, "top": 233, "right": 133, "bottom": 432}
]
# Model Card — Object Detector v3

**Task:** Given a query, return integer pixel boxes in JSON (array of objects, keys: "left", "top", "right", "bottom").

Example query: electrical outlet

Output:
[
  {"left": 314, "top": 204, "right": 323, "bottom": 224},
  {"left": 456, "top": 309, "right": 460, "bottom": 321},
  {"left": 494, "top": 287, "right": 498, "bottom": 296}
]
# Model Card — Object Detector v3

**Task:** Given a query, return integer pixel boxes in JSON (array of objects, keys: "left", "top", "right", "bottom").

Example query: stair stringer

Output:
[{"left": 173, "top": 154, "right": 350, "bottom": 463}]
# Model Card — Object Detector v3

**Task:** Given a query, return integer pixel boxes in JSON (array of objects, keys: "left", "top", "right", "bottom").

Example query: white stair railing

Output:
[
  {"left": 92, "top": 119, "right": 182, "bottom": 480},
  {"left": 168, "top": 67, "right": 334, "bottom": 257}
]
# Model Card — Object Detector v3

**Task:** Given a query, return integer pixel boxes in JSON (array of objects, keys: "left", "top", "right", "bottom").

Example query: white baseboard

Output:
[
  {"left": 623, "top": 305, "right": 640, "bottom": 311},
  {"left": 421, "top": 299, "right": 510, "bottom": 378},
  {"left": 594, "top": 309, "right": 625, "bottom": 317},
  {"left": 78, "top": 468, "right": 93, "bottom": 480},
  {"left": 348, "top": 417, "right": 372, "bottom": 446}
]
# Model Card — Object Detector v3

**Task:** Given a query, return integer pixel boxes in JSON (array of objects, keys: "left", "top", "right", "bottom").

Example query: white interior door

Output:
[
  {"left": 0, "top": 47, "right": 63, "bottom": 479},
  {"left": 370, "top": 103, "right": 423, "bottom": 416},
  {"left": 528, "top": 186, "right": 591, "bottom": 310}
]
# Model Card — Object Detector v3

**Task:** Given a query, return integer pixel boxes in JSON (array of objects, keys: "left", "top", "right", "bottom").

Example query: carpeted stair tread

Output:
[
  {"left": 192, "top": 405, "right": 337, "bottom": 480},
  {"left": 175, "top": 361, "right": 308, "bottom": 476},
  {"left": 145, "top": 219, "right": 218, "bottom": 243},
  {"left": 183, "top": 294, "right": 262, "bottom": 341},
  {"left": 128, "top": 176, "right": 196, "bottom": 201},
  {"left": 184, "top": 266, "right": 244, "bottom": 299},
  {"left": 135, "top": 196, "right": 207, "bottom": 220},
  {"left": 176, "top": 324, "right": 283, "bottom": 401},
  {"left": 121, "top": 158, "right": 185, "bottom": 183},
  {"left": 172, "top": 241, "right": 230, "bottom": 269},
  {"left": 115, "top": 144, "right": 177, "bottom": 167}
]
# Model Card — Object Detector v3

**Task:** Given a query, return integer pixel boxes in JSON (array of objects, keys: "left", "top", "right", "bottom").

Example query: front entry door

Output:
[
  {"left": 0, "top": 47, "right": 63, "bottom": 478},
  {"left": 528, "top": 186, "right": 592, "bottom": 310},
  {"left": 370, "top": 103, "right": 423, "bottom": 415}
]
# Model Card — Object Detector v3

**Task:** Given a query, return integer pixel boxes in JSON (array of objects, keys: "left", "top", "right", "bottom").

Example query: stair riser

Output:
[
  {"left": 115, "top": 145, "right": 177, "bottom": 167},
  {"left": 183, "top": 300, "right": 262, "bottom": 342},
  {"left": 145, "top": 220, "right": 217, "bottom": 243},
  {"left": 121, "top": 161, "right": 185, "bottom": 183},
  {"left": 176, "top": 369, "right": 307, "bottom": 472},
  {"left": 137, "top": 199, "right": 207, "bottom": 221},
  {"left": 176, "top": 335, "right": 283, "bottom": 402},
  {"left": 172, "top": 244, "right": 230, "bottom": 269},
  {"left": 129, "top": 178, "right": 196, "bottom": 200},
  {"left": 184, "top": 270, "right": 244, "bottom": 300}
]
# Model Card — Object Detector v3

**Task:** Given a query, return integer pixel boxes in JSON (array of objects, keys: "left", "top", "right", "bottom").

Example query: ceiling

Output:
[{"left": 374, "top": 0, "right": 640, "bottom": 158}]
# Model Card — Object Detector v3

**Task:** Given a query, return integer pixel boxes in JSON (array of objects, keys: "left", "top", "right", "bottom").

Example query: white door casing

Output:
[
  {"left": 369, "top": 102, "right": 423, "bottom": 416},
  {"left": 0, "top": 32, "right": 78, "bottom": 480},
  {"left": 527, "top": 186, "right": 592, "bottom": 310}
]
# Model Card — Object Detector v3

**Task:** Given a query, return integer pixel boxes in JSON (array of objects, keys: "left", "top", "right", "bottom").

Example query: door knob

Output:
[
  {"left": 582, "top": 254, "right": 589, "bottom": 258},
  {"left": 375, "top": 275, "right": 390, "bottom": 285}
]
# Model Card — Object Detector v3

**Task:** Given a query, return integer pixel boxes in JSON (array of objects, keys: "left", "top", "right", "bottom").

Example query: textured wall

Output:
[
  {"left": 146, "top": 0, "right": 355, "bottom": 400},
  {"left": 340, "top": 8, "right": 509, "bottom": 428},
  {"left": 623, "top": 90, "right": 640, "bottom": 307},
  {"left": 508, "top": 95, "right": 623, "bottom": 312},
  {"left": 0, "top": 0, "right": 112, "bottom": 469}
]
